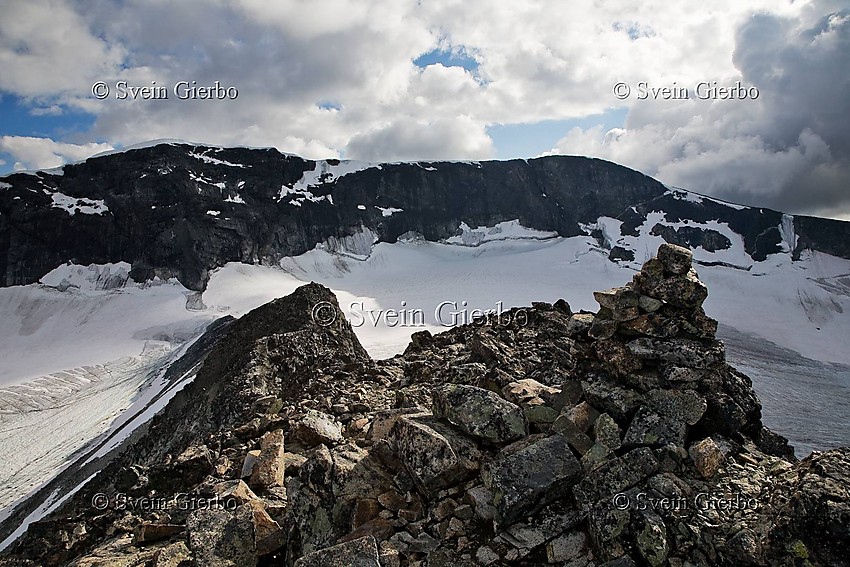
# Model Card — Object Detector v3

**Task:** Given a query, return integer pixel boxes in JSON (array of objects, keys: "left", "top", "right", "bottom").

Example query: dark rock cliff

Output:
[
  {"left": 2, "top": 143, "right": 848, "bottom": 292},
  {"left": 1, "top": 244, "right": 847, "bottom": 566}
]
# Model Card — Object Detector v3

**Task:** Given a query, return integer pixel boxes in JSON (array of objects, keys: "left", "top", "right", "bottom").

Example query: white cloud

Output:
[
  {"left": 0, "top": 136, "right": 113, "bottom": 171},
  {"left": 0, "top": 0, "right": 846, "bottom": 216},
  {"left": 347, "top": 116, "right": 493, "bottom": 161},
  {"left": 547, "top": 2, "right": 850, "bottom": 217},
  {"left": 0, "top": 0, "right": 124, "bottom": 98}
]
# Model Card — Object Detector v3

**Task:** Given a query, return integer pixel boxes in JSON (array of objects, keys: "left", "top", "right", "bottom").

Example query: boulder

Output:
[
  {"left": 293, "top": 535, "right": 381, "bottom": 567},
  {"left": 483, "top": 435, "right": 582, "bottom": 525},
  {"left": 295, "top": 410, "right": 344, "bottom": 447},
  {"left": 391, "top": 414, "right": 481, "bottom": 497},
  {"left": 573, "top": 447, "right": 659, "bottom": 510},
  {"left": 626, "top": 337, "right": 724, "bottom": 368},
  {"left": 688, "top": 436, "right": 732, "bottom": 478},
  {"left": 187, "top": 507, "right": 257, "bottom": 567},
  {"left": 432, "top": 384, "right": 527, "bottom": 443},
  {"left": 250, "top": 429, "right": 285, "bottom": 488}
]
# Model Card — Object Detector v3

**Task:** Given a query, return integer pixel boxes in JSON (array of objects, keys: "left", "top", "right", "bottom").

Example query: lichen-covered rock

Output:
[
  {"left": 626, "top": 337, "right": 724, "bottom": 368},
  {"left": 187, "top": 506, "right": 257, "bottom": 567},
  {"left": 656, "top": 242, "right": 693, "bottom": 275},
  {"left": 582, "top": 379, "right": 643, "bottom": 423},
  {"left": 483, "top": 435, "right": 582, "bottom": 525},
  {"left": 295, "top": 410, "right": 344, "bottom": 447},
  {"left": 633, "top": 510, "right": 668, "bottom": 567},
  {"left": 391, "top": 414, "right": 481, "bottom": 497},
  {"left": 573, "top": 448, "right": 659, "bottom": 510},
  {"left": 293, "top": 535, "right": 381, "bottom": 567},
  {"left": 594, "top": 413, "right": 622, "bottom": 450},
  {"left": 431, "top": 384, "right": 527, "bottom": 443}
]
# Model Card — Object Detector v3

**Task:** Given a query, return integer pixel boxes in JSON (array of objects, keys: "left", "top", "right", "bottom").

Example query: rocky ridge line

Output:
[{"left": 1, "top": 244, "right": 848, "bottom": 566}]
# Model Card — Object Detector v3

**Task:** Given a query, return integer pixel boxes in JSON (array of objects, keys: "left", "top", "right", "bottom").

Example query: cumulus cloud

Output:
[
  {"left": 0, "top": 0, "right": 846, "bottom": 216},
  {"left": 548, "top": 2, "right": 850, "bottom": 217},
  {"left": 347, "top": 116, "right": 493, "bottom": 161},
  {"left": 0, "top": 136, "right": 113, "bottom": 170}
]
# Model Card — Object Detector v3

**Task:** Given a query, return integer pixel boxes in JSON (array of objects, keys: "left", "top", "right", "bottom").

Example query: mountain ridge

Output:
[{"left": 2, "top": 142, "right": 848, "bottom": 292}]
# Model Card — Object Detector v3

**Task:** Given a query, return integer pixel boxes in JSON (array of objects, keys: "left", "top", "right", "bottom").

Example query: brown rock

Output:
[
  {"left": 689, "top": 436, "right": 732, "bottom": 478},
  {"left": 134, "top": 523, "right": 183, "bottom": 544},
  {"left": 250, "top": 429, "right": 285, "bottom": 488}
]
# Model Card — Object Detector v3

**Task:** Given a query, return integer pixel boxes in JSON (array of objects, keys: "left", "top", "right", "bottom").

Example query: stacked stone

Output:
[{"left": 588, "top": 242, "right": 716, "bottom": 342}]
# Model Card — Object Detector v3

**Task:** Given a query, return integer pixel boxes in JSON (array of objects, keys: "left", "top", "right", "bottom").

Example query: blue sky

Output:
[{"left": 1, "top": 1, "right": 847, "bottom": 218}]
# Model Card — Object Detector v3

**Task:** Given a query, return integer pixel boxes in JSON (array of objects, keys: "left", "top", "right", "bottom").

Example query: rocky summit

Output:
[{"left": 1, "top": 244, "right": 848, "bottom": 567}]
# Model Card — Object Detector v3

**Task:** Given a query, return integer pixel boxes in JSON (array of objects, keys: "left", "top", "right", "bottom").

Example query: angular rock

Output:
[
  {"left": 552, "top": 415, "right": 594, "bottom": 454},
  {"left": 595, "top": 339, "right": 642, "bottom": 377},
  {"left": 154, "top": 541, "right": 192, "bottom": 567},
  {"left": 594, "top": 413, "right": 622, "bottom": 450},
  {"left": 581, "top": 442, "right": 613, "bottom": 472},
  {"left": 573, "top": 447, "right": 659, "bottom": 510},
  {"left": 476, "top": 546, "right": 500, "bottom": 565},
  {"left": 523, "top": 404, "right": 559, "bottom": 425},
  {"left": 133, "top": 523, "right": 183, "bottom": 544},
  {"left": 638, "top": 295, "right": 663, "bottom": 313},
  {"left": 562, "top": 401, "right": 601, "bottom": 432},
  {"left": 246, "top": 500, "right": 284, "bottom": 556},
  {"left": 392, "top": 414, "right": 481, "bottom": 497},
  {"left": 295, "top": 410, "right": 344, "bottom": 447},
  {"left": 547, "top": 530, "right": 588, "bottom": 563},
  {"left": 623, "top": 406, "right": 686, "bottom": 448},
  {"left": 593, "top": 287, "right": 639, "bottom": 311},
  {"left": 188, "top": 507, "right": 257, "bottom": 567},
  {"left": 657, "top": 243, "right": 693, "bottom": 275},
  {"left": 250, "top": 428, "right": 285, "bottom": 488},
  {"left": 367, "top": 408, "right": 424, "bottom": 442},
  {"left": 589, "top": 317, "right": 618, "bottom": 339},
  {"left": 633, "top": 510, "right": 669, "bottom": 567},
  {"left": 465, "top": 485, "right": 497, "bottom": 522},
  {"left": 566, "top": 313, "right": 595, "bottom": 336},
  {"left": 241, "top": 450, "right": 261, "bottom": 479},
  {"left": 432, "top": 384, "right": 527, "bottom": 443},
  {"left": 502, "top": 379, "right": 560, "bottom": 407},
  {"left": 617, "top": 313, "right": 678, "bottom": 339},
  {"left": 636, "top": 268, "right": 708, "bottom": 310},
  {"left": 646, "top": 389, "right": 707, "bottom": 426},
  {"left": 293, "top": 535, "right": 381, "bottom": 567},
  {"left": 688, "top": 436, "right": 732, "bottom": 478},
  {"left": 582, "top": 379, "right": 643, "bottom": 423},
  {"left": 215, "top": 479, "right": 260, "bottom": 505},
  {"left": 626, "top": 338, "right": 723, "bottom": 368},
  {"left": 587, "top": 503, "right": 630, "bottom": 561},
  {"left": 483, "top": 435, "right": 582, "bottom": 525},
  {"left": 170, "top": 444, "right": 214, "bottom": 487}
]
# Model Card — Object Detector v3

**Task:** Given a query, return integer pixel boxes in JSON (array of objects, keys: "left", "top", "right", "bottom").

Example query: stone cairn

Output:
[{"left": 246, "top": 244, "right": 790, "bottom": 566}]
